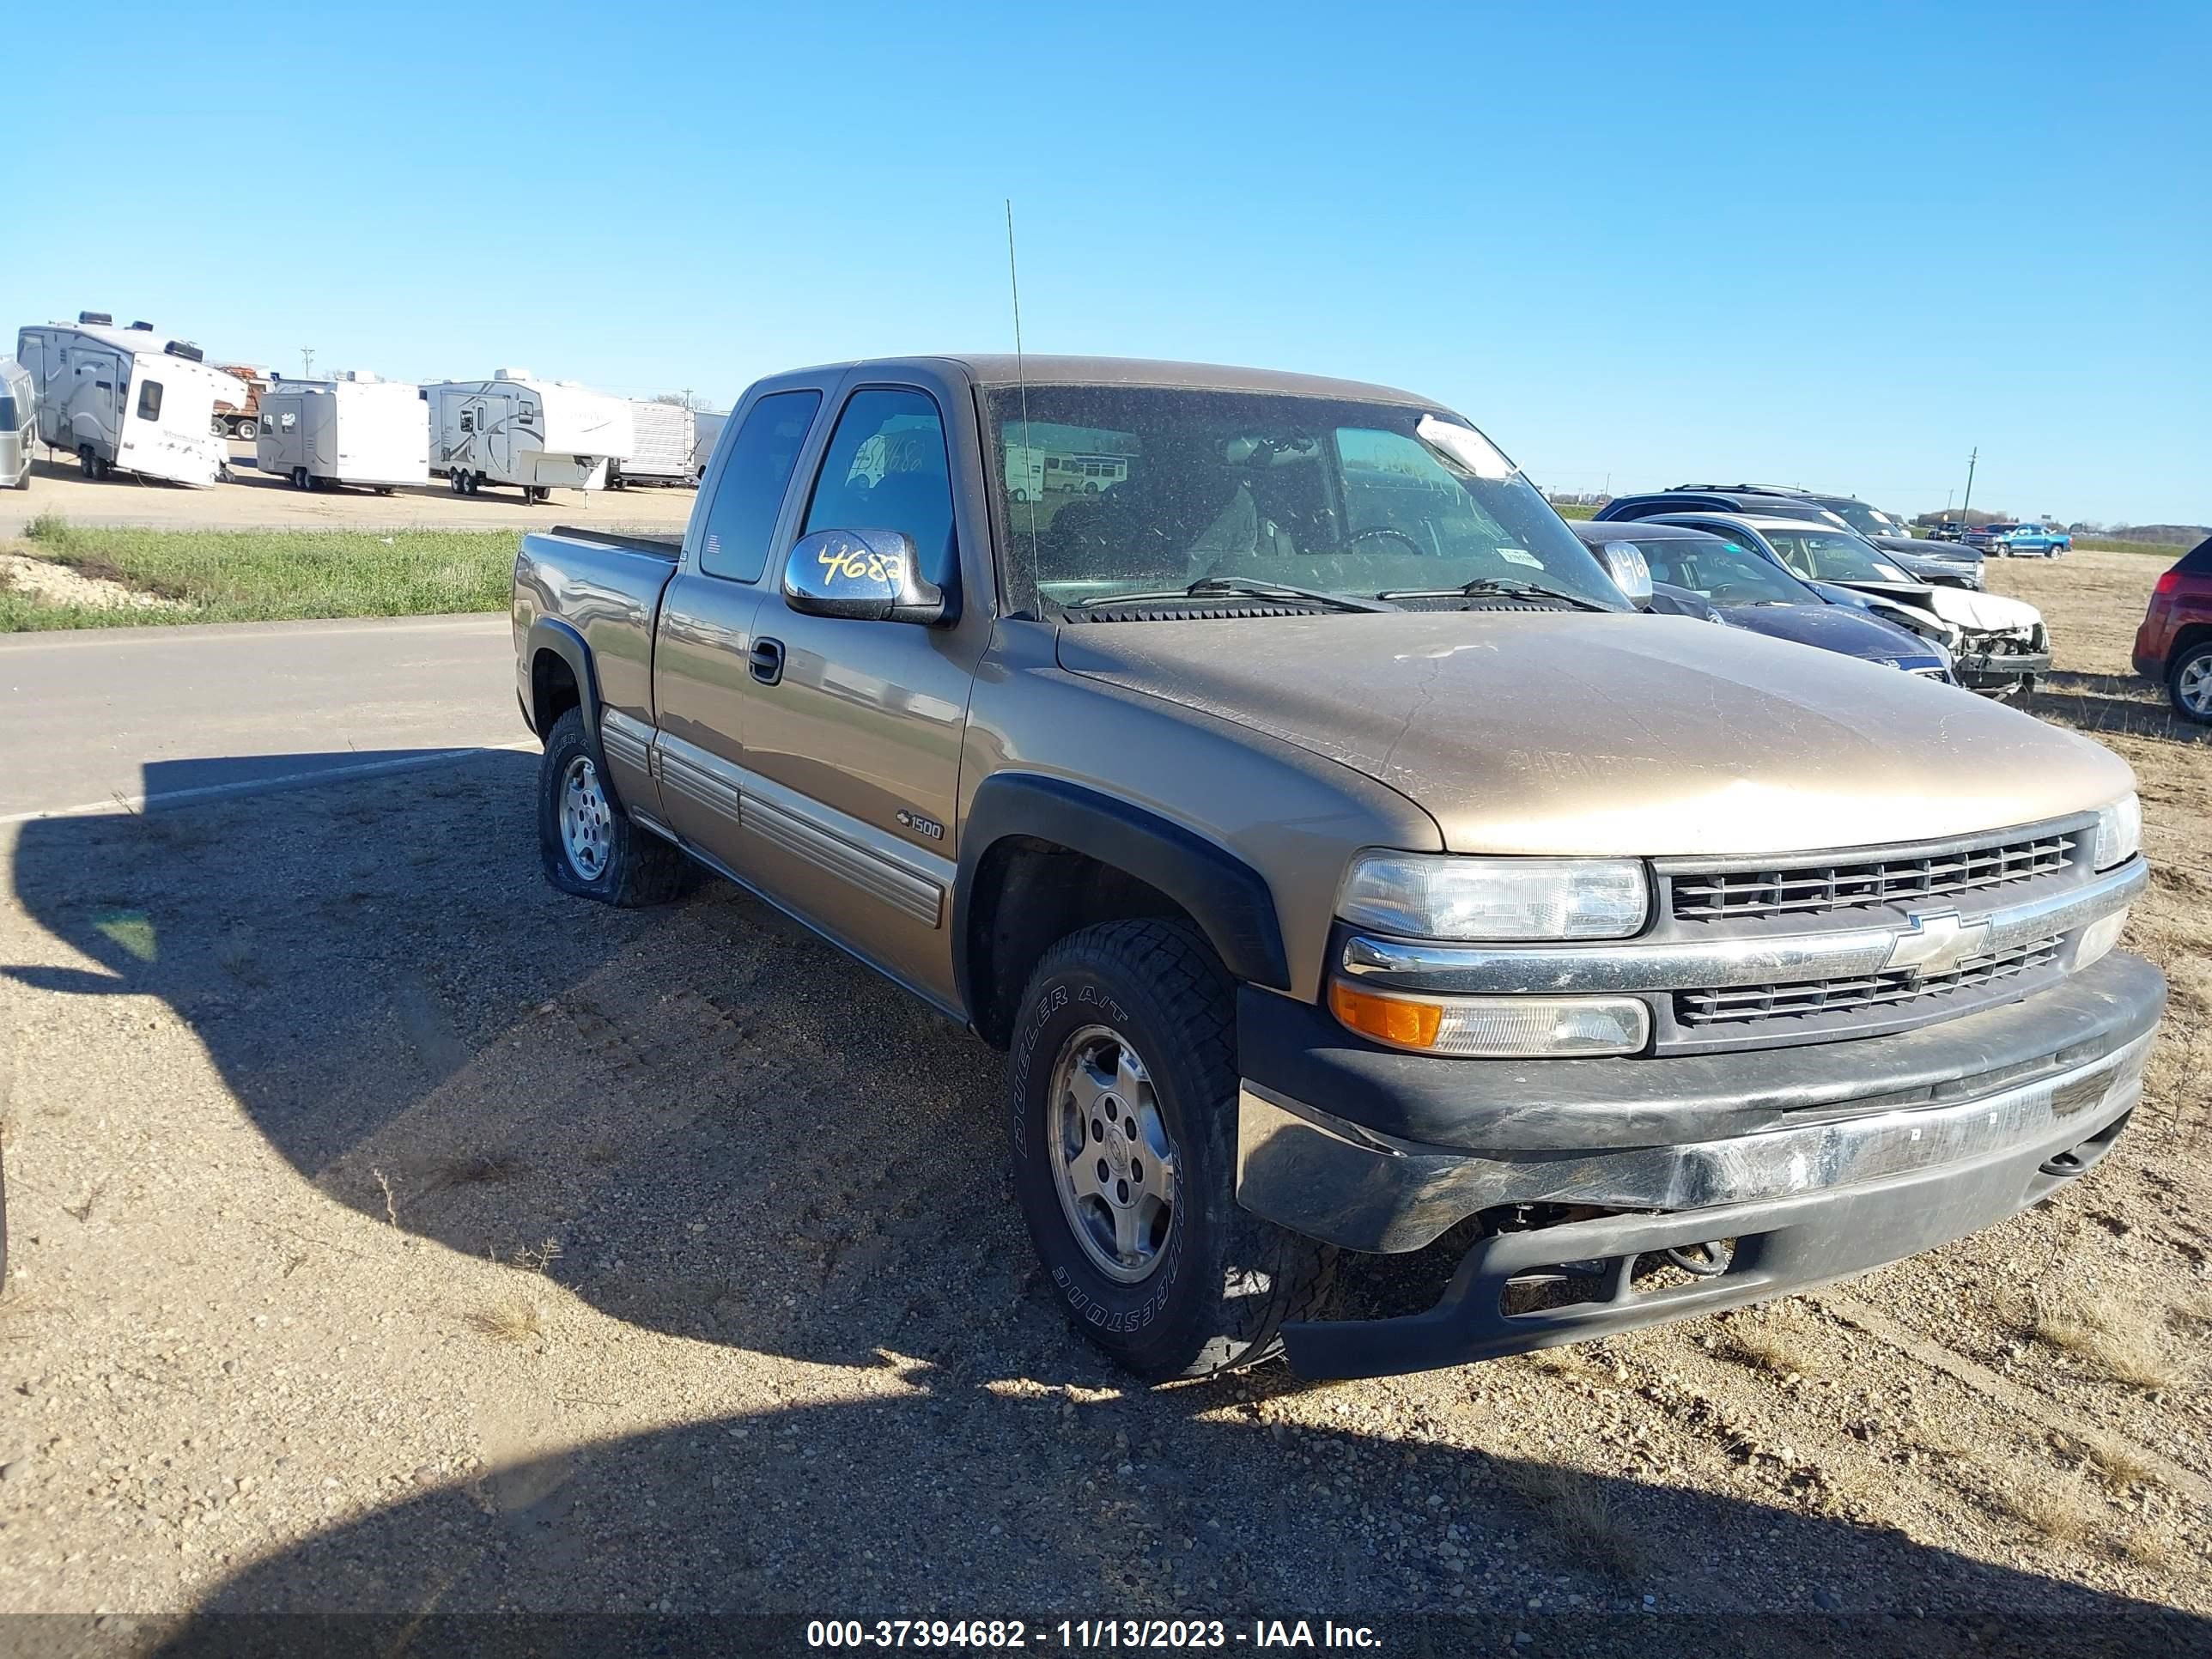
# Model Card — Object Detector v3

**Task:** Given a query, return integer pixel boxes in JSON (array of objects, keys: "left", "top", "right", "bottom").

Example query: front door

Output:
[{"left": 738, "top": 383, "right": 984, "bottom": 1006}]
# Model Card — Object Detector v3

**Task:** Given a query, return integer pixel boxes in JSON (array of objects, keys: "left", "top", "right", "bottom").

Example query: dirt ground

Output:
[
  {"left": 0, "top": 449, "right": 699, "bottom": 537},
  {"left": 0, "top": 549, "right": 2205, "bottom": 1650}
]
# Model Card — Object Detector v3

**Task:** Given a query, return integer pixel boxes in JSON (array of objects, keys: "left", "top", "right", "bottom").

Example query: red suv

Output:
[{"left": 2133, "top": 535, "right": 2212, "bottom": 721}]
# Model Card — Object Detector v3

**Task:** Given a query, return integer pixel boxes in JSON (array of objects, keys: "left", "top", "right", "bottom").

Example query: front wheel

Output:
[
  {"left": 1010, "top": 919, "right": 1333, "bottom": 1380},
  {"left": 2170, "top": 641, "right": 2212, "bottom": 724},
  {"left": 536, "top": 708, "right": 699, "bottom": 905}
]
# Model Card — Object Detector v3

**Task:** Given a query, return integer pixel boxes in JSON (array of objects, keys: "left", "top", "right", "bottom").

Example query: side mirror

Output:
[
  {"left": 1595, "top": 540, "right": 1654, "bottom": 608},
  {"left": 782, "top": 528, "right": 947, "bottom": 625}
]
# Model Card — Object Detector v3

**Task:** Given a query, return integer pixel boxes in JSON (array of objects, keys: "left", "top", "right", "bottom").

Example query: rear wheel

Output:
[
  {"left": 536, "top": 708, "right": 698, "bottom": 905},
  {"left": 2170, "top": 642, "right": 2212, "bottom": 724},
  {"left": 1010, "top": 919, "right": 1333, "bottom": 1380},
  {"left": 78, "top": 444, "right": 100, "bottom": 480}
]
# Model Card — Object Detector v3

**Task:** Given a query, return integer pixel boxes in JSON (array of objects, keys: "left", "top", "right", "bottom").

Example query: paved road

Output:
[{"left": 0, "top": 613, "right": 525, "bottom": 822}]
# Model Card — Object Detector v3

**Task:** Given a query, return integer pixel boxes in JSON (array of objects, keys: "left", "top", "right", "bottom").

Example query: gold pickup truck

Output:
[{"left": 512, "top": 356, "right": 2161, "bottom": 1382}]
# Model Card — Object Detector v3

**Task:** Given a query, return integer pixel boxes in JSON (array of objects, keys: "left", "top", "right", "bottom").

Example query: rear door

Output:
[
  {"left": 735, "top": 374, "right": 991, "bottom": 1006},
  {"left": 647, "top": 382, "right": 830, "bottom": 863}
]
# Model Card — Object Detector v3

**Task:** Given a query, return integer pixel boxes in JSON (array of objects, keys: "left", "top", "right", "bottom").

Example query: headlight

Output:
[
  {"left": 1336, "top": 854, "right": 1649, "bottom": 941},
  {"left": 2091, "top": 795, "right": 2141, "bottom": 870},
  {"left": 1329, "top": 983, "right": 1650, "bottom": 1057}
]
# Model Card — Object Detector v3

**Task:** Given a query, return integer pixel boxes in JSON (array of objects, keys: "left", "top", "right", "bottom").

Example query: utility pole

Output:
[
  {"left": 681, "top": 386, "right": 696, "bottom": 412},
  {"left": 301, "top": 348, "right": 315, "bottom": 379},
  {"left": 1959, "top": 447, "right": 1978, "bottom": 525}
]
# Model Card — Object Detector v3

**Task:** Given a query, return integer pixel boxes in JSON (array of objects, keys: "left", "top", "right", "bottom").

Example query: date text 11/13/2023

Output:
[{"left": 805, "top": 1619, "right": 1383, "bottom": 1650}]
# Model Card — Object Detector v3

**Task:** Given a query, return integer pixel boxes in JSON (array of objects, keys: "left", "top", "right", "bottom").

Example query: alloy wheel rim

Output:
[
  {"left": 1047, "top": 1024, "right": 1178, "bottom": 1284},
  {"left": 2181, "top": 659, "right": 2212, "bottom": 717},
  {"left": 559, "top": 756, "right": 612, "bottom": 879}
]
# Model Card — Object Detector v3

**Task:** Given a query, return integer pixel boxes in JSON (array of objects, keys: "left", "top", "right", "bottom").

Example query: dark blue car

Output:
[{"left": 1571, "top": 520, "right": 1953, "bottom": 680}]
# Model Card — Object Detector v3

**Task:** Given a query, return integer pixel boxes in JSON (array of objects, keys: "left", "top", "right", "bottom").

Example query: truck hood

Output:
[{"left": 1055, "top": 613, "right": 2129, "bottom": 857}]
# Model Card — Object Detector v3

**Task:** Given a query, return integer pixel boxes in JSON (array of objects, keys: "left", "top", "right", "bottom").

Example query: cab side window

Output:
[
  {"left": 698, "top": 390, "right": 823, "bottom": 583},
  {"left": 801, "top": 389, "right": 956, "bottom": 589}
]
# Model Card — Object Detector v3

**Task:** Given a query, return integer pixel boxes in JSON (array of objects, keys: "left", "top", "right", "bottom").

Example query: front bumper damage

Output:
[
  {"left": 1234, "top": 951, "right": 2165, "bottom": 1379},
  {"left": 1954, "top": 638, "right": 2052, "bottom": 693}
]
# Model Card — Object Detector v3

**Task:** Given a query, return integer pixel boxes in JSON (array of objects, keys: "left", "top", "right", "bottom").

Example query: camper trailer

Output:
[
  {"left": 689, "top": 410, "right": 727, "bottom": 483},
  {"left": 0, "top": 357, "right": 33, "bottom": 490},
  {"left": 610, "top": 399, "right": 695, "bottom": 488},
  {"left": 256, "top": 373, "right": 429, "bottom": 494},
  {"left": 15, "top": 314, "right": 248, "bottom": 488},
  {"left": 421, "top": 371, "right": 632, "bottom": 502}
]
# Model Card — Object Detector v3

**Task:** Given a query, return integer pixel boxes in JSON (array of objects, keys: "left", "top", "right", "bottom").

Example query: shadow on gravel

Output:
[
  {"left": 141, "top": 1394, "right": 2209, "bottom": 1650},
  {"left": 9, "top": 752, "right": 2209, "bottom": 1640}
]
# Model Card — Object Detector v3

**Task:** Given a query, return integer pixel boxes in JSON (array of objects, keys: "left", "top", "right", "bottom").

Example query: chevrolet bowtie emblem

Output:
[{"left": 1884, "top": 908, "right": 1990, "bottom": 975}]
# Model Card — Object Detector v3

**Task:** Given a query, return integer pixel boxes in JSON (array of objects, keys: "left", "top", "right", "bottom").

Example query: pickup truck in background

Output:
[
  {"left": 1969, "top": 522, "right": 2072, "bottom": 556},
  {"left": 513, "top": 356, "right": 2161, "bottom": 1381}
]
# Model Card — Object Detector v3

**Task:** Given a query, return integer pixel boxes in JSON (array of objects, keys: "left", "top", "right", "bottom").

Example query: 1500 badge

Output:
[{"left": 895, "top": 809, "right": 945, "bottom": 842}]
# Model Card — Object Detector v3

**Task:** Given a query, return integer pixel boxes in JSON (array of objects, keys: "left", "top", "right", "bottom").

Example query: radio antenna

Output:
[{"left": 1006, "top": 199, "right": 1039, "bottom": 569}]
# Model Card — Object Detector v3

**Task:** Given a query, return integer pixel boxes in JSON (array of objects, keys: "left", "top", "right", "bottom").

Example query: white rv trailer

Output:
[
  {"left": 15, "top": 314, "right": 247, "bottom": 488},
  {"left": 420, "top": 370, "right": 633, "bottom": 502},
  {"left": 0, "top": 357, "right": 33, "bottom": 490},
  {"left": 610, "top": 399, "right": 695, "bottom": 487},
  {"left": 255, "top": 373, "right": 429, "bottom": 494},
  {"left": 690, "top": 410, "right": 728, "bottom": 483}
]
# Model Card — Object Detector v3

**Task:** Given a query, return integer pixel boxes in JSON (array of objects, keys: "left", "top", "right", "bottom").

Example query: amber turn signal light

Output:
[{"left": 1329, "top": 981, "right": 1444, "bottom": 1048}]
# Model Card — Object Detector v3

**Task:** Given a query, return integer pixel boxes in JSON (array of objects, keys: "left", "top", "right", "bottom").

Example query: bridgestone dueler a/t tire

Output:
[
  {"left": 536, "top": 708, "right": 698, "bottom": 908},
  {"left": 1010, "top": 919, "right": 1334, "bottom": 1380}
]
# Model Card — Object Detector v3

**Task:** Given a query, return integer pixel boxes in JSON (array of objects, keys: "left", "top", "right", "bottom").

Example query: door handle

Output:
[{"left": 749, "top": 636, "right": 786, "bottom": 686}]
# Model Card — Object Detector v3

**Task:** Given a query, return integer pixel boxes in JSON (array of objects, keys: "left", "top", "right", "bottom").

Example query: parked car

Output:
[
  {"left": 1989, "top": 522, "right": 2072, "bottom": 557},
  {"left": 2132, "top": 534, "right": 2212, "bottom": 721},
  {"left": 1571, "top": 521, "right": 1953, "bottom": 678},
  {"left": 1605, "top": 486, "right": 1985, "bottom": 589},
  {"left": 512, "top": 353, "right": 2157, "bottom": 1383},
  {"left": 1620, "top": 511, "right": 2050, "bottom": 696}
]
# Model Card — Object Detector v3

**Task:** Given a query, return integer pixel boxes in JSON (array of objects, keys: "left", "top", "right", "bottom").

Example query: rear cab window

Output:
[{"left": 697, "top": 390, "right": 823, "bottom": 583}]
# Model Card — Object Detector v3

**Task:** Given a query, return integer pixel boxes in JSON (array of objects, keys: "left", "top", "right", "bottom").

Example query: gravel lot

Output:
[
  {"left": 0, "top": 451, "right": 698, "bottom": 538},
  {"left": 0, "top": 550, "right": 2205, "bottom": 1650}
]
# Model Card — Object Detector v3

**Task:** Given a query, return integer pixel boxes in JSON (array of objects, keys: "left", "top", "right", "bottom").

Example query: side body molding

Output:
[{"left": 955, "top": 773, "right": 1293, "bottom": 1009}]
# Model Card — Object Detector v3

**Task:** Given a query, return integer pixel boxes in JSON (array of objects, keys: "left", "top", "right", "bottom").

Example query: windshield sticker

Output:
[
  {"left": 1498, "top": 547, "right": 1542, "bottom": 568},
  {"left": 1874, "top": 562, "right": 1910, "bottom": 581}
]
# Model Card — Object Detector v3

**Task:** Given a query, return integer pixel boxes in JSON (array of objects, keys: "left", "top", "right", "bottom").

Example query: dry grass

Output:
[
  {"left": 1991, "top": 1472, "right": 2101, "bottom": 1545},
  {"left": 428, "top": 1152, "right": 521, "bottom": 1190},
  {"left": 1994, "top": 1287, "right": 2185, "bottom": 1393},
  {"left": 1522, "top": 1345, "right": 1594, "bottom": 1377},
  {"left": 217, "top": 935, "right": 268, "bottom": 987},
  {"left": 2118, "top": 1529, "right": 2184, "bottom": 1574},
  {"left": 465, "top": 1297, "right": 549, "bottom": 1345},
  {"left": 1501, "top": 1463, "right": 1646, "bottom": 1580},
  {"left": 1720, "top": 1316, "right": 1816, "bottom": 1382},
  {"left": 2080, "top": 1431, "right": 2164, "bottom": 1490}
]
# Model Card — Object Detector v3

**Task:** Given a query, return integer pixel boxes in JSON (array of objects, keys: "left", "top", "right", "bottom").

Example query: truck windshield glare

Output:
[{"left": 986, "top": 386, "right": 1626, "bottom": 616}]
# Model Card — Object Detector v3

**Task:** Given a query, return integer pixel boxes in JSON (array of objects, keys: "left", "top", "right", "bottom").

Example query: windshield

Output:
[
  {"left": 1627, "top": 536, "right": 1817, "bottom": 605},
  {"left": 1755, "top": 526, "right": 1912, "bottom": 585},
  {"left": 984, "top": 386, "right": 1626, "bottom": 614},
  {"left": 1818, "top": 497, "right": 1901, "bottom": 538}
]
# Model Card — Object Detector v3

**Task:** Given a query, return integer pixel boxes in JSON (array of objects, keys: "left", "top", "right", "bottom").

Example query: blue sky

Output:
[{"left": 10, "top": 2, "right": 2205, "bottom": 524}]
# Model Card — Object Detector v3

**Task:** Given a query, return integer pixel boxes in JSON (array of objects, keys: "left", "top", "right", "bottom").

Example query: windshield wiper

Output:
[
  {"left": 1073, "top": 577, "right": 1396, "bottom": 614},
  {"left": 1375, "top": 577, "right": 1612, "bottom": 612}
]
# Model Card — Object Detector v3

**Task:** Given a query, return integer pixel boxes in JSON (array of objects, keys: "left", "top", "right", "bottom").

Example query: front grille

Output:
[
  {"left": 1674, "top": 934, "right": 2063, "bottom": 1029},
  {"left": 1670, "top": 833, "right": 2074, "bottom": 921}
]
